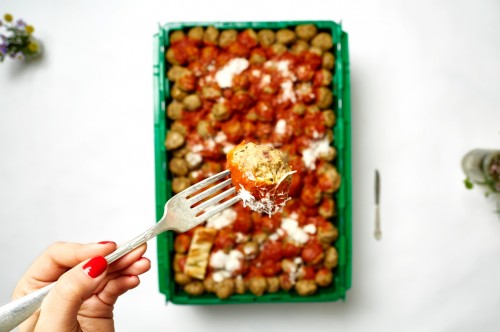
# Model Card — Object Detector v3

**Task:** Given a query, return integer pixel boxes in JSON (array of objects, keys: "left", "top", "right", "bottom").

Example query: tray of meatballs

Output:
[{"left": 155, "top": 21, "right": 352, "bottom": 304}]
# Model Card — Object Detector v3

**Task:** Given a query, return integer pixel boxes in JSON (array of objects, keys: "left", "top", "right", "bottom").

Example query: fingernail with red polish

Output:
[
  {"left": 98, "top": 241, "right": 113, "bottom": 245},
  {"left": 82, "top": 256, "right": 107, "bottom": 278}
]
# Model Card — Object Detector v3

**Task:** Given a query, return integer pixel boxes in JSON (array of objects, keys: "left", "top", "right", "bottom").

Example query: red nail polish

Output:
[
  {"left": 98, "top": 241, "right": 113, "bottom": 244},
  {"left": 82, "top": 256, "right": 107, "bottom": 278}
]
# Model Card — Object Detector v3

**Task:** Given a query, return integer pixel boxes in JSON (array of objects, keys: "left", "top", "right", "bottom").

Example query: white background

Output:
[{"left": 1, "top": 0, "right": 500, "bottom": 331}]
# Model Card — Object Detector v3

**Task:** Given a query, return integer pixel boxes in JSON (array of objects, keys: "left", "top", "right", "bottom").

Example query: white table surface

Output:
[{"left": 1, "top": 0, "right": 500, "bottom": 331}]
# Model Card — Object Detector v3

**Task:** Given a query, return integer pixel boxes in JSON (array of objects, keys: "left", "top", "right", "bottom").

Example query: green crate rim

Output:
[{"left": 153, "top": 20, "right": 352, "bottom": 304}]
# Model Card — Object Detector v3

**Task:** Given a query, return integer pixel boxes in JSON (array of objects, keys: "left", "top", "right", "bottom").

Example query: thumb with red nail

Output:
[{"left": 11, "top": 242, "right": 151, "bottom": 332}]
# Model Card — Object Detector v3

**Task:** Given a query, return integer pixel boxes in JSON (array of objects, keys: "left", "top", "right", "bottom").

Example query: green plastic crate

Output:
[{"left": 153, "top": 21, "right": 352, "bottom": 304}]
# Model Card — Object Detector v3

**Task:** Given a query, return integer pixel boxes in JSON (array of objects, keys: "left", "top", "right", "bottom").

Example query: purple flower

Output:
[
  {"left": 0, "top": 44, "right": 7, "bottom": 55},
  {"left": 16, "top": 19, "right": 26, "bottom": 27}
]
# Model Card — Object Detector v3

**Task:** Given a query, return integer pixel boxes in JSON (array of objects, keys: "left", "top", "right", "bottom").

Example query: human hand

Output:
[{"left": 11, "top": 241, "right": 151, "bottom": 332}]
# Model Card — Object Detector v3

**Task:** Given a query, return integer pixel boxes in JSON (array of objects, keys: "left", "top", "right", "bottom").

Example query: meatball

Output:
[
  {"left": 172, "top": 177, "right": 190, "bottom": 194},
  {"left": 172, "top": 145, "right": 189, "bottom": 159},
  {"left": 292, "top": 103, "right": 306, "bottom": 116},
  {"left": 211, "top": 102, "right": 231, "bottom": 121},
  {"left": 174, "top": 233, "right": 191, "bottom": 253},
  {"left": 201, "top": 86, "right": 221, "bottom": 100},
  {"left": 279, "top": 274, "right": 293, "bottom": 291},
  {"left": 196, "top": 120, "right": 214, "bottom": 138},
  {"left": 203, "top": 26, "right": 219, "bottom": 45},
  {"left": 295, "top": 24, "right": 318, "bottom": 41},
  {"left": 295, "top": 280, "right": 317, "bottom": 296},
  {"left": 323, "top": 109, "right": 336, "bottom": 127},
  {"left": 170, "top": 121, "right": 188, "bottom": 137},
  {"left": 316, "top": 87, "right": 333, "bottom": 109},
  {"left": 170, "top": 84, "right": 187, "bottom": 102},
  {"left": 258, "top": 29, "right": 275, "bottom": 47},
  {"left": 235, "top": 277, "right": 247, "bottom": 294},
  {"left": 169, "top": 158, "right": 189, "bottom": 176},
  {"left": 311, "top": 32, "right": 333, "bottom": 50},
  {"left": 203, "top": 275, "right": 217, "bottom": 293},
  {"left": 175, "top": 272, "right": 192, "bottom": 286},
  {"left": 250, "top": 50, "right": 267, "bottom": 64},
  {"left": 242, "top": 242, "right": 259, "bottom": 258},
  {"left": 314, "top": 68, "right": 332, "bottom": 87},
  {"left": 219, "top": 29, "right": 238, "bottom": 48},
  {"left": 324, "top": 246, "right": 338, "bottom": 269},
  {"left": 166, "top": 48, "right": 180, "bottom": 65},
  {"left": 301, "top": 240, "right": 324, "bottom": 265},
  {"left": 291, "top": 40, "right": 309, "bottom": 54},
  {"left": 177, "top": 72, "right": 196, "bottom": 92},
  {"left": 226, "top": 142, "right": 293, "bottom": 215},
  {"left": 170, "top": 30, "right": 185, "bottom": 44},
  {"left": 319, "top": 197, "right": 336, "bottom": 219},
  {"left": 184, "top": 281, "right": 205, "bottom": 295},
  {"left": 215, "top": 278, "right": 235, "bottom": 299},
  {"left": 270, "top": 43, "right": 287, "bottom": 56},
  {"left": 187, "top": 26, "right": 204, "bottom": 43},
  {"left": 239, "top": 29, "right": 259, "bottom": 48},
  {"left": 281, "top": 259, "right": 296, "bottom": 274},
  {"left": 182, "top": 94, "right": 202, "bottom": 111},
  {"left": 322, "top": 52, "right": 335, "bottom": 69},
  {"left": 173, "top": 254, "right": 186, "bottom": 273},
  {"left": 276, "top": 29, "right": 296, "bottom": 45},
  {"left": 248, "top": 276, "right": 267, "bottom": 296},
  {"left": 167, "top": 100, "right": 184, "bottom": 120},
  {"left": 164, "top": 131, "right": 185, "bottom": 151},
  {"left": 252, "top": 232, "right": 268, "bottom": 244},
  {"left": 315, "top": 268, "right": 333, "bottom": 287},
  {"left": 318, "top": 226, "right": 338, "bottom": 246},
  {"left": 168, "top": 65, "right": 190, "bottom": 81},
  {"left": 317, "top": 163, "right": 341, "bottom": 193},
  {"left": 266, "top": 277, "right": 280, "bottom": 293}
]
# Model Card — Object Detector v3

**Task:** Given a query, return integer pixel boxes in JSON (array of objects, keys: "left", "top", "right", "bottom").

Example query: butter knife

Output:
[{"left": 374, "top": 170, "right": 382, "bottom": 240}]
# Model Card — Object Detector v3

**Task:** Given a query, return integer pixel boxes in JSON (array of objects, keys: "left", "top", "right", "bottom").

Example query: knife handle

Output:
[{"left": 374, "top": 205, "right": 382, "bottom": 240}]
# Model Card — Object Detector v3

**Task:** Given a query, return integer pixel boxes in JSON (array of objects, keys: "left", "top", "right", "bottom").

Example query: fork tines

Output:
[{"left": 182, "top": 170, "right": 240, "bottom": 223}]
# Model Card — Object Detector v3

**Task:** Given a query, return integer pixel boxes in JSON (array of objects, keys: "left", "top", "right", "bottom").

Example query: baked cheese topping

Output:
[{"left": 226, "top": 142, "right": 294, "bottom": 216}]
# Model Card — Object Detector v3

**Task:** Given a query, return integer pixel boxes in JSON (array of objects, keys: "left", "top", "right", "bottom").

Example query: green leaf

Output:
[{"left": 464, "top": 178, "right": 474, "bottom": 190}]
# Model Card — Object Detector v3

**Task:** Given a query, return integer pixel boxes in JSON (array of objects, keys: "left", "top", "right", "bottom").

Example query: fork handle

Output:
[
  {"left": 0, "top": 283, "right": 54, "bottom": 331},
  {"left": 0, "top": 222, "right": 164, "bottom": 331}
]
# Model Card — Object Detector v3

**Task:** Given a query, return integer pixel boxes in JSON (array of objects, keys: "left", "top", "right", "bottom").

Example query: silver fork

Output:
[{"left": 0, "top": 170, "right": 239, "bottom": 332}]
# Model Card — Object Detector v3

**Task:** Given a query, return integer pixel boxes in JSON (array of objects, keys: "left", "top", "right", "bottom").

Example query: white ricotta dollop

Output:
[
  {"left": 303, "top": 224, "right": 317, "bottom": 234},
  {"left": 279, "top": 80, "right": 297, "bottom": 103},
  {"left": 275, "top": 119, "right": 287, "bottom": 135},
  {"left": 215, "top": 58, "right": 249, "bottom": 88},
  {"left": 281, "top": 218, "right": 309, "bottom": 244},
  {"left": 206, "top": 208, "right": 237, "bottom": 229},
  {"left": 185, "top": 152, "right": 203, "bottom": 168},
  {"left": 209, "top": 249, "right": 244, "bottom": 282},
  {"left": 301, "top": 136, "right": 331, "bottom": 170}
]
